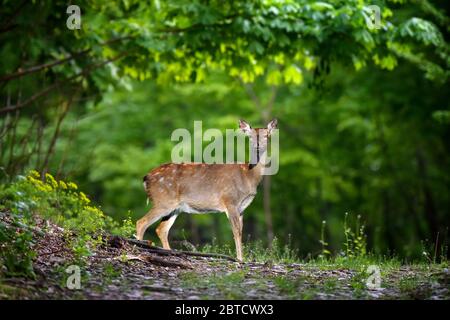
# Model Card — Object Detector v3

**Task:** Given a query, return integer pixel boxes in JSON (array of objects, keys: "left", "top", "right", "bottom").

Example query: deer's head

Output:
[{"left": 239, "top": 118, "right": 278, "bottom": 164}]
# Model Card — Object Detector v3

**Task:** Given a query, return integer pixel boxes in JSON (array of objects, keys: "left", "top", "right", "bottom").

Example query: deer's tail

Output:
[
  {"left": 142, "top": 175, "right": 149, "bottom": 189},
  {"left": 143, "top": 175, "right": 150, "bottom": 205}
]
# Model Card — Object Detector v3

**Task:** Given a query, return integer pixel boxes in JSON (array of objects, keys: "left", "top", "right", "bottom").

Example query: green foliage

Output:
[
  {"left": 343, "top": 213, "right": 367, "bottom": 258},
  {"left": 1, "top": 0, "right": 448, "bottom": 109},
  {"left": 0, "top": 170, "right": 133, "bottom": 277},
  {"left": 318, "top": 214, "right": 368, "bottom": 262},
  {"left": 0, "top": 170, "right": 131, "bottom": 236},
  {"left": 0, "top": 215, "right": 36, "bottom": 278}
]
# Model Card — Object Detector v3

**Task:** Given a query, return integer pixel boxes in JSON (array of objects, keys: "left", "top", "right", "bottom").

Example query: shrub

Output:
[
  {"left": 0, "top": 170, "right": 134, "bottom": 277},
  {"left": 0, "top": 215, "right": 36, "bottom": 278}
]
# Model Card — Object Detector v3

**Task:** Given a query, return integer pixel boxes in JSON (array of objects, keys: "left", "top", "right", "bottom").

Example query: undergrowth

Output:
[{"left": 0, "top": 170, "right": 134, "bottom": 278}]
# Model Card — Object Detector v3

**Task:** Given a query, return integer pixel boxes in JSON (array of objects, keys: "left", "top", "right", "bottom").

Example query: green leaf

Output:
[{"left": 283, "top": 65, "right": 303, "bottom": 84}]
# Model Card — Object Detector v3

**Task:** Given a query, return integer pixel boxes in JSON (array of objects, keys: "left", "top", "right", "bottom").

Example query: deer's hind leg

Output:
[
  {"left": 155, "top": 213, "right": 178, "bottom": 250},
  {"left": 136, "top": 205, "right": 177, "bottom": 241}
]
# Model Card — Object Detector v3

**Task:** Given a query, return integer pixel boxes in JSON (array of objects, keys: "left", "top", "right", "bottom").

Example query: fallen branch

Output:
[
  {"left": 116, "top": 254, "right": 192, "bottom": 269},
  {"left": 125, "top": 238, "right": 238, "bottom": 262}
]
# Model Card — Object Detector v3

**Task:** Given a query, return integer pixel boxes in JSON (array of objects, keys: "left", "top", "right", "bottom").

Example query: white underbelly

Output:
[{"left": 178, "top": 203, "right": 222, "bottom": 214}]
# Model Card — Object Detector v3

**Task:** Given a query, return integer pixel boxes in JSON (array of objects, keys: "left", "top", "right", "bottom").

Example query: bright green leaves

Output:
[
  {"left": 1, "top": 0, "right": 448, "bottom": 99},
  {"left": 396, "top": 17, "right": 444, "bottom": 47},
  {"left": 354, "top": 29, "right": 375, "bottom": 50},
  {"left": 266, "top": 68, "right": 282, "bottom": 85},
  {"left": 266, "top": 64, "right": 303, "bottom": 85},
  {"left": 283, "top": 65, "right": 303, "bottom": 84},
  {"left": 373, "top": 54, "right": 397, "bottom": 70},
  {"left": 104, "top": 0, "right": 408, "bottom": 85},
  {"left": 310, "top": 2, "right": 335, "bottom": 12},
  {"left": 389, "top": 17, "right": 449, "bottom": 82},
  {"left": 352, "top": 55, "right": 366, "bottom": 71}
]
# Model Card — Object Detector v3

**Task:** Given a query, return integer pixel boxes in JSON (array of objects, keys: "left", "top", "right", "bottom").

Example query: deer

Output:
[{"left": 136, "top": 118, "right": 278, "bottom": 261}]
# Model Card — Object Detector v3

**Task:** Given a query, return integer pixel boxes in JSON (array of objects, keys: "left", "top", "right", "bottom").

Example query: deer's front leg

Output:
[{"left": 226, "top": 206, "right": 243, "bottom": 262}]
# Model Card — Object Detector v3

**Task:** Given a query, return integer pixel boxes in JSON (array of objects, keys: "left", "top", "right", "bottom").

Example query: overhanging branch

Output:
[
  {"left": 0, "top": 36, "right": 133, "bottom": 84},
  {"left": 0, "top": 52, "right": 128, "bottom": 115}
]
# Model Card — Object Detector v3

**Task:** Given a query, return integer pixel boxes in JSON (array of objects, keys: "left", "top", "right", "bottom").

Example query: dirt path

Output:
[{"left": 1, "top": 218, "right": 449, "bottom": 300}]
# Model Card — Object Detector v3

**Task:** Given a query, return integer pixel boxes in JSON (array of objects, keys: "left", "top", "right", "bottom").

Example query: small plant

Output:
[
  {"left": 315, "top": 213, "right": 368, "bottom": 262},
  {"left": 111, "top": 211, "right": 135, "bottom": 238},
  {"left": 323, "top": 278, "right": 338, "bottom": 293},
  {"left": 343, "top": 213, "right": 367, "bottom": 258},
  {"left": 399, "top": 276, "right": 420, "bottom": 293},
  {"left": 318, "top": 220, "right": 331, "bottom": 260},
  {"left": 273, "top": 276, "right": 298, "bottom": 296},
  {"left": 102, "top": 262, "right": 121, "bottom": 285}
]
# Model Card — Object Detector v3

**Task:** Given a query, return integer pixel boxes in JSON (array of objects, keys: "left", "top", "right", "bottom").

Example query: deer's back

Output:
[{"left": 143, "top": 163, "right": 255, "bottom": 212}]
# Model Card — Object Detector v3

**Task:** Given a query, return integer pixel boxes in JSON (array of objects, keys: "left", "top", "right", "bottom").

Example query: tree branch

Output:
[
  {"left": 0, "top": 49, "right": 90, "bottom": 83},
  {"left": 40, "top": 95, "right": 75, "bottom": 178},
  {"left": 0, "top": 36, "right": 132, "bottom": 84},
  {"left": 0, "top": 52, "right": 128, "bottom": 115}
]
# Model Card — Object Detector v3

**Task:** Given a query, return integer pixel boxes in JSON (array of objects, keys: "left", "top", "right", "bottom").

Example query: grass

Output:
[
  {"left": 272, "top": 275, "right": 321, "bottom": 299},
  {"left": 273, "top": 276, "right": 301, "bottom": 297},
  {"left": 197, "top": 212, "right": 448, "bottom": 273},
  {"left": 323, "top": 277, "right": 339, "bottom": 293},
  {"left": 200, "top": 235, "right": 445, "bottom": 272},
  {"left": 102, "top": 262, "right": 122, "bottom": 285},
  {"left": 194, "top": 236, "right": 449, "bottom": 299},
  {"left": 180, "top": 270, "right": 248, "bottom": 299},
  {"left": 200, "top": 236, "right": 299, "bottom": 263},
  {"left": 0, "top": 282, "right": 29, "bottom": 299},
  {"left": 398, "top": 276, "right": 421, "bottom": 293}
]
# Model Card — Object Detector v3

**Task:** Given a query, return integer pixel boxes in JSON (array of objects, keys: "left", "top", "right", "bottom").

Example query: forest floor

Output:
[{"left": 1, "top": 216, "right": 449, "bottom": 300}]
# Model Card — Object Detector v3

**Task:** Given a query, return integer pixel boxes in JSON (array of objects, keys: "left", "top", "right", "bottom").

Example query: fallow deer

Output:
[{"left": 136, "top": 119, "right": 278, "bottom": 261}]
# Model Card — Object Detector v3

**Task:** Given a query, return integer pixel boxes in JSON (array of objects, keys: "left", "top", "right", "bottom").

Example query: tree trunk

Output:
[
  {"left": 263, "top": 175, "right": 274, "bottom": 246},
  {"left": 382, "top": 192, "right": 395, "bottom": 252},
  {"left": 416, "top": 149, "right": 439, "bottom": 241},
  {"left": 188, "top": 217, "right": 200, "bottom": 246}
]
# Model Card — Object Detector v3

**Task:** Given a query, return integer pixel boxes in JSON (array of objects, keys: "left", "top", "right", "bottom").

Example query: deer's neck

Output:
[{"left": 247, "top": 151, "right": 266, "bottom": 186}]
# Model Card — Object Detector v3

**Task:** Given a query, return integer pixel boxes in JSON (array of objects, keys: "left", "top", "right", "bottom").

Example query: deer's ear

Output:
[
  {"left": 239, "top": 119, "right": 252, "bottom": 135},
  {"left": 267, "top": 118, "right": 278, "bottom": 135}
]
